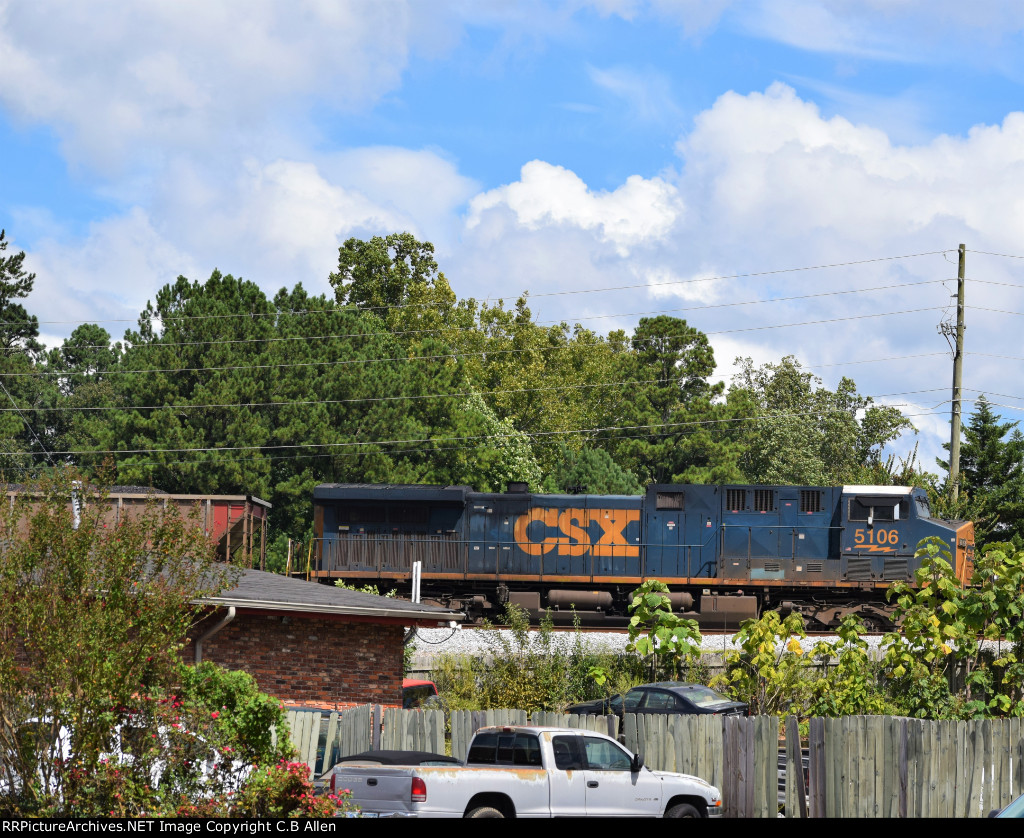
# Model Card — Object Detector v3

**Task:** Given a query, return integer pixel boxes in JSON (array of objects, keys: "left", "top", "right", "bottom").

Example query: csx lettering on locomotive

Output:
[{"left": 512, "top": 508, "right": 640, "bottom": 557}]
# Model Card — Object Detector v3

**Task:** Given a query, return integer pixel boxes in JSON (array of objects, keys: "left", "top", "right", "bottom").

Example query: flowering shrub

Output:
[{"left": 231, "top": 760, "right": 354, "bottom": 817}]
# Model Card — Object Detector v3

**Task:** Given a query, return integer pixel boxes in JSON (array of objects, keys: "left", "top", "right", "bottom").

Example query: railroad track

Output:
[{"left": 482, "top": 623, "right": 887, "bottom": 638}]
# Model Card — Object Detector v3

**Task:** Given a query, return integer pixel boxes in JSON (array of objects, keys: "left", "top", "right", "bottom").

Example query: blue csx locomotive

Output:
[{"left": 312, "top": 482, "right": 975, "bottom": 628}]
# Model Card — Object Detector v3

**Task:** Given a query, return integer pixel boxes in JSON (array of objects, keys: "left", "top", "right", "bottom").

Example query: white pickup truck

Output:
[{"left": 329, "top": 725, "right": 722, "bottom": 818}]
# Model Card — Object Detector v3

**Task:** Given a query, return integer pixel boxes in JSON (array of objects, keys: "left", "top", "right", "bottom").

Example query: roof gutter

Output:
[
  {"left": 194, "top": 605, "right": 236, "bottom": 664},
  {"left": 194, "top": 596, "right": 464, "bottom": 623}
]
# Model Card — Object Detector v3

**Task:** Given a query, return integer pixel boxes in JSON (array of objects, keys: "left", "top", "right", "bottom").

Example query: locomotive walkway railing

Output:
[{"left": 310, "top": 524, "right": 850, "bottom": 583}]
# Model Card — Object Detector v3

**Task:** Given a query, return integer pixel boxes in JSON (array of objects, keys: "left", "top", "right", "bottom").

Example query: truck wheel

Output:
[
  {"left": 466, "top": 806, "right": 505, "bottom": 818},
  {"left": 665, "top": 803, "right": 701, "bottom": 818}
]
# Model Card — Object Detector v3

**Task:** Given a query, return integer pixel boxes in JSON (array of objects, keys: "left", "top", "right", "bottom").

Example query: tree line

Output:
[{"left": 1, "top": 229, "right": 1017, "bottom": 567}]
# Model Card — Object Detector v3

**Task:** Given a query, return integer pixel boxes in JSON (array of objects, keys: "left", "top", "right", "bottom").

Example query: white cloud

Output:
[
  {"left": 643, "top": 267, "right": 723, "bottom": 304},
  {"left": 232, "top": 159, "right": 408, "bottom": 278},
  {"left": 22, "top": 145, "right": 479, "bottom": 331},
  {"left": 466, "top": 160, "right": 684, "bottom": 256},
  {"left": 678, "top": 82, "right": 1024, "bottom": 247},
  {"left": 738, "top": 0, "right": 1024, "bottom": 64},
  {"left": 587, "top": 64, "right": 683, "bottom": 124},
  {"left": 320, "top": 148, "right": 479, "bottom": 253},
  {"left": 0, "top": 0, "right": 446, "bottom": 172},
  {"left": 28, "top": 208, "right": 199, "bottom": 343}
]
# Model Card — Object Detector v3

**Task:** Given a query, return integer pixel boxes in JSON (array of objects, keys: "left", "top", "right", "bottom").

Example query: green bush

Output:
[
  {"left": 176, "top": 662, "right": 293, "bottom": 766},
  {"left": 430, "top": 606, "right": 649, "bottom": 711}
]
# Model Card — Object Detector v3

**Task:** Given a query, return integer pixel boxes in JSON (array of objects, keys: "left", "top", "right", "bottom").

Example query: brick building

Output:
[{"left": 184, "top": 569, "right": 462, "bottom": 709}]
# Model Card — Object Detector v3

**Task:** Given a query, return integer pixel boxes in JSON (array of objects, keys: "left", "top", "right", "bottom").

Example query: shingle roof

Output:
[{"left": 195, "top": 567, "right": 464, "bottom": 624}]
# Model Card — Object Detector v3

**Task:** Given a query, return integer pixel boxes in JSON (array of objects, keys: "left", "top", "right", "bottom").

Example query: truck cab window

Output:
[
  {"left": 513, "top": 734, "right": 542, "bottom": 766},
  {"left": 552, "top": 736, "right": 584, "bottom": 770},
  {"left": 467, "top": 731, "right": 499, "bottom": 764},
  {"left": 583, "top": 737, "right": 632, "bottom": 771}
]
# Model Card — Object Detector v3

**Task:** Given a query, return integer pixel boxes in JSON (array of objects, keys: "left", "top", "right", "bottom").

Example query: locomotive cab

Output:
[{"left": 839, "top": 486, "right": 974, "bottom": 585}]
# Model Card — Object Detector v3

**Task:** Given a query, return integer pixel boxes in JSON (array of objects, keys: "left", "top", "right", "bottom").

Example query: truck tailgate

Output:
[{"left": 333, "top": 766, "right": 417, "bottom": 815}]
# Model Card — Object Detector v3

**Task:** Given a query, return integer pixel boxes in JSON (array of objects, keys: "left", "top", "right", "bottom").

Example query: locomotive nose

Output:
[{"left": 954, "top": 520, "right": 976, "bottom": 585}]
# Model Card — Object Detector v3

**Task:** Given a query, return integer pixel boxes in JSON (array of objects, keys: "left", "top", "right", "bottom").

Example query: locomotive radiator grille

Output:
[
  {"left": 845, "top": 557, "right": 872, "bottom": 580},
  {"left": 883, "top": 558, "right": 910, "bottom": 580}
]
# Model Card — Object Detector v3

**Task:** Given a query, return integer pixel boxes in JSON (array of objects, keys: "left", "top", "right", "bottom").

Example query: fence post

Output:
[
  {"left": 807, "top": 716, "right": 825, "bottom": 818},
  {"left": 785, "top": 715, "right": 807, "bottom": 818},
  {"left": 898, "top": 718, "right": 908, "bottom": 819}
]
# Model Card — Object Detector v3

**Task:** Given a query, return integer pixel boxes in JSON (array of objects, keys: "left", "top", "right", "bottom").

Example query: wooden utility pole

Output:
[{"left": 949, "top": 244, "right": 966, "bottom": 500}]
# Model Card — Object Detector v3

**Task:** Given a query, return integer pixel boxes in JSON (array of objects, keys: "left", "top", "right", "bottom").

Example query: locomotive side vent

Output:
[
  {"left": 753, "top": 489, "right": 775, "bottom": 512},
  {"left": 656, "top": 491, "right": 685, "bottom": 510},
  {"left": 806, "top": 561, "right": 824, "bottom": 573},
  {"left": 726, "top": 489, "right": 746, "bottom": 511},
  {"left": 846, "top": 557, "right": 872, "bottom": 580},
  {"left": 883, "top": 559, "right": 909, "bottom": 580},
  {"left": 799, "top": 490, "right": 824, "bottom": 513}
]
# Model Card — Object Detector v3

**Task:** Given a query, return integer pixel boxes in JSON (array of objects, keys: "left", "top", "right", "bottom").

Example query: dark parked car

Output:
[{"left": 566, "top": 682, "right": 748, "bottom": 719}]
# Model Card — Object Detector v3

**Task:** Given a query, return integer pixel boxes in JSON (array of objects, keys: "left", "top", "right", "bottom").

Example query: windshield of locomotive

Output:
[{"left": 915, "top": 494, "right": 931, "bottom": 518}]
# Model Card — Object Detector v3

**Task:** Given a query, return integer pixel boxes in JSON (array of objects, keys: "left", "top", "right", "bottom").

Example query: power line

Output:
[
  {"left": 42, "top": 285, "right": 950, "bottom": 352},
  {"left": 0, "top": 377, "right": 665, "bottom": 413},
  {"left": 972, "top": 306, "right": 1024, "bottom": 318},
  {"left": 529, "top": 250, "right": 951, "bottom": 298},
  {"left": 973, "top": 351, "right": 1024, "bottom": 362},
  {"left": 22, "top": 402, "right": 928, "bottom": 459},
  {"left": 0, "top": 378, "right": 947, "bottom": 415},
  {"left": 4, "top": 308, "right": 947, "bottom": 383},
  {"left": 968, "top": 278, "right": 1024, "bottom": 289},
  {"left": 0, "top": 409, "right": 949, "bottom": 476},
  {"left": 703, "top": 307, "right": 942, "bottom": 336},
  {"left": 18, "top": 249, "right": 953, "bottom": 332},
  {"left": 557, "top": 280, "right": 948, "bottom": 325},
  {"left": 0, "top": 345, "right": 951, "bottom": 382},
  {"left": 968, "top": 249, "right": 1024, "bottom": 260},
  {"left": 0, "top": 405, "right": 946, "bottom": 476},
  {"left": 0, "top": 378, "right": 55, "bottom": 465},
  {"left": 101, "top": 408, "right": 952, "bottom": 470}
]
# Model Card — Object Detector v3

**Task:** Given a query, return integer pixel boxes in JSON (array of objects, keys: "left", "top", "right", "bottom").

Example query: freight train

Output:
[
  {"left": 310, "top": 482, "right": 975, "bottom": 629},
  {"left": 5, "top": 485, "right": 272, "bottom": 568}
]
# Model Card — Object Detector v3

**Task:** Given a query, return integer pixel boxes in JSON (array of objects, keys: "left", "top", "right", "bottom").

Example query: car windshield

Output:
[
  {"left": 683, "top": 686, "right": 735, "bottom": 708},
  {"left": 402, "top": 685, "right": 436, "bottom": 709},
  {"left": 996, "top": 794, "right": 1024, "bottom": 818}
]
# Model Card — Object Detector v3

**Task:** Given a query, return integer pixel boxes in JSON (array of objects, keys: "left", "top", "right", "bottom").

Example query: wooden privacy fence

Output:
[
  {"left": 284, "top": 707, "right": 618, "bottom": 777},
  {"left": 623, "top": 712, "right": 780, "bottom": 818},
  {"left": 284, "top": 708, "right": 1024, "bottom": 817},
  {"left": 789, "top": 716, "right": 1024, "bottom": 818}
]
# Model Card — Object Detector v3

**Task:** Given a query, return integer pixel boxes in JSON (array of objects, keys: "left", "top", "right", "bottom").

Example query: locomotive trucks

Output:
[{"left": 328, "top": 725, "right": 721, "bottom": 818}]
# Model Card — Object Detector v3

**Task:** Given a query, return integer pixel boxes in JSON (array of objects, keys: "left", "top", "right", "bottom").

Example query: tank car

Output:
[{"left": 311, "top": 482, "right": 974, "bottom": 629}]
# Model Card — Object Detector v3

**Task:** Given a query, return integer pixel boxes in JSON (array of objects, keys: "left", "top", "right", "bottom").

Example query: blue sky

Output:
[{"left": 4, "top": 0, "right": 1024, "bottom": 472}]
